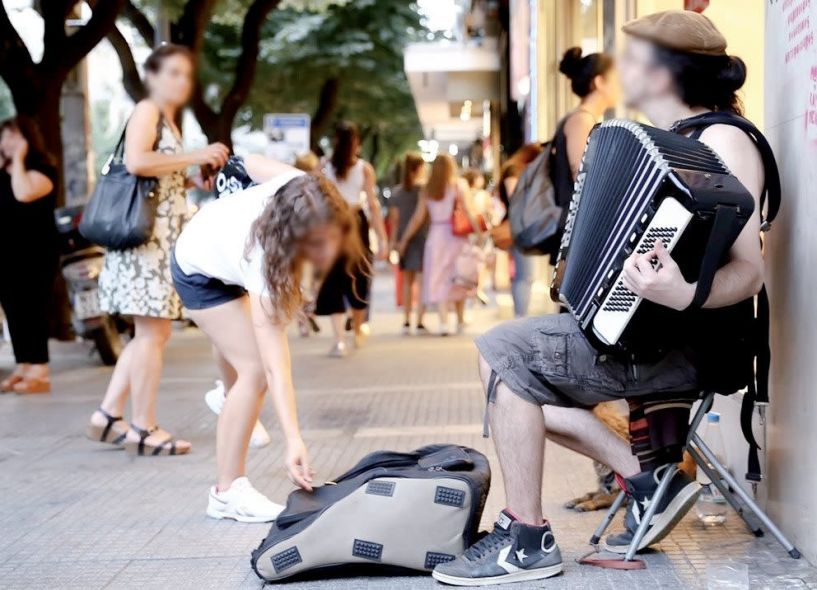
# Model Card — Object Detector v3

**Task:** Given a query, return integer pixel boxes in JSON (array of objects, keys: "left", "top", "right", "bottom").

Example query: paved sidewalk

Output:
[{"left": 1, "top": 274, "right": 815, "bottom": 589}]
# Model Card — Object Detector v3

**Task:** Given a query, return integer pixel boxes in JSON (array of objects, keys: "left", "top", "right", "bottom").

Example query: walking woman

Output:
[
  {"left": 314, "top": 122, "right": 387, "bottom": 356},
  {"left": 172, "top": 154, "right": 364, "bottom": 521},
  {"left": 387, "top": 152, "right": 427, "bottom": 335},
  {"left": 398, "top": 154, "right": 480, "bottom": 336},
  {"left": 86, "top": 44, "right": 229, "bottom": 454},
  {"left": 0, "top": 118, "right": 58, "bottom": 394}
]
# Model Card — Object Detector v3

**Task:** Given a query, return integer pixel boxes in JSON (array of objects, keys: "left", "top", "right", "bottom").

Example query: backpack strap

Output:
[
  {"left": 671, "top": 111, "right": 779, "bottom": 482},
  {"left": 670, "top": 111, "right": 780, "bottom": 231}
]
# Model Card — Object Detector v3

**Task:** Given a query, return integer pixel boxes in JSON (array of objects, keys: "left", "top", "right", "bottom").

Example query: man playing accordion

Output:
[{"left": 433, "top": 11, "right": 768, "bottom": 586}]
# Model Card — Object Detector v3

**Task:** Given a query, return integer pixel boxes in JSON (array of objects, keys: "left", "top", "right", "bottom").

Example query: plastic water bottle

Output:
[{"left": 696, "top": 412, "right": 728, "bottom": 526}]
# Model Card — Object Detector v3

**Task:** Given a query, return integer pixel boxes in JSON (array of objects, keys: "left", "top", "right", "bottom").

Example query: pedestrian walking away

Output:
[
  {"left": 171, "top": 153, "right": 366, "bottom": 522},
  {"left": 398, "top": 154, "right": 482, "bottom": 336},
  {"left": 314, "top": 122, "right": 388, "bottom": 357},
  {"left": 86, "top": 44, "right": 229, "bottom": 457},
  {"left": 387, "top": 151, "right": 428, "bottom": 335}
]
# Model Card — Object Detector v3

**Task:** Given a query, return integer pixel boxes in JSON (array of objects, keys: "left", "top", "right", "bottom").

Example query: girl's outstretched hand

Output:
[{"left": 285, "top": 437, "right": 314, "bottom": 492}]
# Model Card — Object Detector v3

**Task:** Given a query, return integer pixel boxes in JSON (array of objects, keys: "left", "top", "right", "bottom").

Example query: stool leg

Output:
[
  {"left": 693, "top": 432, "right": 801, "bottom": 559},
  {"left": 589, "top": 490, "right": 626, "bottom": 545},
  {"left": 687, "top": 443, "right": 763, "bottom": 537}
]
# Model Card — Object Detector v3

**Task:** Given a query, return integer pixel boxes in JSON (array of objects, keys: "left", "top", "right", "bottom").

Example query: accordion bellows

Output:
[{"left": 554, "top": 119, "right": 754, "bottom": 349}]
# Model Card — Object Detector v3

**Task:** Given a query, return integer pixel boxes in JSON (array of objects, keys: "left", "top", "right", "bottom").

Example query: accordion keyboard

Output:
[{"left": 591, "top": 197, "right": 693, "bottom": 345}]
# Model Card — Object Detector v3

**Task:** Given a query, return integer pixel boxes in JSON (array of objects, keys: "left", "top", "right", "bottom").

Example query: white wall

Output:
[{"left": 764, "top": 0, "right": 817, "bottom": 565}]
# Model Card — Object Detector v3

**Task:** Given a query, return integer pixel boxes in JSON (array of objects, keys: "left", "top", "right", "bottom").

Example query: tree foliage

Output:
[{"left": 201, "top": 0, "right": 424, "bottom": 173}]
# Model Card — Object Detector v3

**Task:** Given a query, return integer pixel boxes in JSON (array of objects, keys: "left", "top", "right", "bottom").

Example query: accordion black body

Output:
[{"left": 553, "top": 119, "right": 755, "bottom": 351}]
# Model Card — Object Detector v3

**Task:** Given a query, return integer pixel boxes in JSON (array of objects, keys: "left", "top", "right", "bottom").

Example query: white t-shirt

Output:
[
  {"left": 323, "top": 159, "right": 366, "bottom": 207},
  {"left": 174, "top": 170, "right": 304, "bottom": 295}
]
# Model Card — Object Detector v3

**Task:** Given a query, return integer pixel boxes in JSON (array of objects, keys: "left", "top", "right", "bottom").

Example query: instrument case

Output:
[{"left": 251, "top": 444, "right": 491, "bottom": 582}]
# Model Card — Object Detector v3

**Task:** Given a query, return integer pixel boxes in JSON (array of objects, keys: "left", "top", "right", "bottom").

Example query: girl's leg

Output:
[
  {"left": 438, "top": 300, "right": 450, "bottom": 334},
  {"left": 454, "top": 300, "right": 465, "bottom": 331},
  {"left": 402, "top": 270, "right": 415, "bottom": 326},
  {"left": 126, "top": 316, "right": 172, "bottom": 429},
  {"left": 351, "top": 308, "right": 367, "bottom": 345},
  {"left": 510, "top": 246, "right": 533, "bottom": 317},
  {"left": 414, "top": 273, "right": 427, "bottom": 327},
  {"left": 329, "top": 314, "right": 346, "bottom": 346},
  {"left": 314, "top": 257, "right": 348, "bottom": 352},
  {"left": 213, "top": 344, "right": 238, "bottom": 389},
  {"left": 188, "top": 297, "right": 267, "bottom": 490},
  {"left": 1, "top": 271, "right": 50, "bottom": 390},
  {"left": 99, "top": 340, "right": 135, "bottom": 416}
]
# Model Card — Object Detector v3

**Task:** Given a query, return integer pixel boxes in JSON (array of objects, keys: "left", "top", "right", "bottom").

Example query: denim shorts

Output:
[
  {"left": 475, "top": 314, "right": 699, "bottom": 408},
  {"left": 170, "top": 251, "right": 246, "bottom": 311}
]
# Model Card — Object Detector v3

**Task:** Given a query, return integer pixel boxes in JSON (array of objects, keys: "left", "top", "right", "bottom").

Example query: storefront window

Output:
[{"left": 575, "top": 0, "right": 602, "bottom": 54}]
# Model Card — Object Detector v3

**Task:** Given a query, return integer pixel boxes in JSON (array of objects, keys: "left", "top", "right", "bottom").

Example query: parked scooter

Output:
[{"left": 54, "top": 205, "right": 129, "bottom": 366}]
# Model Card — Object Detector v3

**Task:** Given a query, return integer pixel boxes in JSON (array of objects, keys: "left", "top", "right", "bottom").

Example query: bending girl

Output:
[{"left": 172, "top": 155, "right": 363, "bottom": 521}]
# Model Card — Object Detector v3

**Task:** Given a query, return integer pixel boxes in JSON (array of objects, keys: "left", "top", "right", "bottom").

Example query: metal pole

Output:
[
  {"left": 695, "top": 431, "right": 801, "bottom": 559},
  {"left": 589, "top": 490, "right": 626, "bottom": 545}
]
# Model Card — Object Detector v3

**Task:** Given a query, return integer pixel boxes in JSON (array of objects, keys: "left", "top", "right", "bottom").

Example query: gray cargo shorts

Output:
[{"left": 475, "top": 314, "right": 698, "bottom": 408}]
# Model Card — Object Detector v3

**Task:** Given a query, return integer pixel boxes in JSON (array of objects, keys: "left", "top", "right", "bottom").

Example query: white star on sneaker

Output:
[{"left": 515, "top": 548, "right": 527, "bottom": 562}]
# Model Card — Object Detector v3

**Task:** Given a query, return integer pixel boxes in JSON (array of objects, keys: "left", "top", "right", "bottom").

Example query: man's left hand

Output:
[{"left": 621, "top": 240, "right": 695, "bottom": 311}]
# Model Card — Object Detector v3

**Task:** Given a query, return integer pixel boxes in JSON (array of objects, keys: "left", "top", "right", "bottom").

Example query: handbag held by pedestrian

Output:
[{"left": 79, "top": 120, "right": 159, "bottom": 250}]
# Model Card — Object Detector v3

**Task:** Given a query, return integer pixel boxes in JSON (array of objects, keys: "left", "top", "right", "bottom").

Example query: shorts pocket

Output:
[
  {"left": 564, "top": 334, "right": 627, "bottom": 394},
  {"left": 531, "top": 328, "right": 568, "bottom": 379}
]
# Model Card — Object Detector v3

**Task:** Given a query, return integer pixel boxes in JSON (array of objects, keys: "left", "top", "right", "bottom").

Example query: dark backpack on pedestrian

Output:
[
  {"left": 507, "top": 143, "right": 565, "bottom": 255},
  {"left": 251, "top": 444, "right": 491, "bottom": 582}
]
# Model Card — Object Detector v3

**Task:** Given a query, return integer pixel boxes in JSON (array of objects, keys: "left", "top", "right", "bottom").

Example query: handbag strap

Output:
[{"left": 111, "top": 107, "right": 167, "bottom": 165}]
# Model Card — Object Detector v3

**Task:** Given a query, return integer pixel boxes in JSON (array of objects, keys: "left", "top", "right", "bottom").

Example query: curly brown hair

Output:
[{"left": 249, "top": 173, "right": 366, "bottom": 322}]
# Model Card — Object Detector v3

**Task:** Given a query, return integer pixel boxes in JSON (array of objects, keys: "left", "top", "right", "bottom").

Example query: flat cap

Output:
[{"left": 622, "top": 10, "right": 727, "bottom": 56}]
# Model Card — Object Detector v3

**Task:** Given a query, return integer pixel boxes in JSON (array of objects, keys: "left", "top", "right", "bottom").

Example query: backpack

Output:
[
  {"left": 670, "top": 111, "right": 781, "bottom": 483},
  {"left": 507, "top": 143, "right": 564, "bottom": 254},
  {"left": 251, "top": 444, "right": 491, "bottom": 582}
]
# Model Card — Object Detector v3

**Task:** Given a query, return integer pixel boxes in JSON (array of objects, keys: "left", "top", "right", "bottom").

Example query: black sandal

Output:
[
  {"left": 85, "top": 407, "right": 128, "bottom": 446},
  {"left": 124, "top": 424, "right": 190, "bottom": 456}
]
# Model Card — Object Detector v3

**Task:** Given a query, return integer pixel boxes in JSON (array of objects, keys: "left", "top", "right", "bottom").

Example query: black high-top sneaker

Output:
[
  {"left": 432, "top": 510, "right": 563, "bottom": 586},
  {"left": 604, "top": 464, "right": 701, "bottom": 554}
]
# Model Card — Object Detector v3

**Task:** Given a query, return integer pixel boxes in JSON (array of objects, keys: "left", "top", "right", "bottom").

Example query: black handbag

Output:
[{"left": 79, "top": 119, "right": 160, "bottom": 250}]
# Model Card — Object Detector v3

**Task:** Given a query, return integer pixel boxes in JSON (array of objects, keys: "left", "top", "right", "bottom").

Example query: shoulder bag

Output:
[{"left": 79, "top": 117, "right": 162, "bottom": 250}]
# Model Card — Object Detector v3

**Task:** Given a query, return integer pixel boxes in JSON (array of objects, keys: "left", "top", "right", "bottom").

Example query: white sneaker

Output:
[
  {"left": 204, "top": 380, "right": 271, "bottom": 449},
  {"left": 249, "top": 420, "right": 271, "bottom": 449},
  {"left": 204, "top": 380, "right": 227, "bottom": 414},
  {"left": 206, "top": 477, "right": 284, "bottom": 523},
  {"left": 329, "top": 341, "right": 348, "bottom": 357}
]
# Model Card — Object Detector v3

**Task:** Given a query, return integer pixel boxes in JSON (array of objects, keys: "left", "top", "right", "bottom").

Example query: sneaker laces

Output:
[
  {"left": 231, "top": 478, "right": 273, "bottom": 507},
  {"left": 462, "top": 527, "right": 511, "bottom": 561}
]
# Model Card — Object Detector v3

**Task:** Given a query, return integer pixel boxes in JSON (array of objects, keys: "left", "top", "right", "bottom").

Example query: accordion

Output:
[{"left": 552, "top": 119, "right": 754, "bottom": 349}]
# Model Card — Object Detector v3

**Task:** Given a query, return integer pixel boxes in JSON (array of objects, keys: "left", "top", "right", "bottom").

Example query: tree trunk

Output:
[
  {"left": 369, "top": 131, "right": 381, "bottom": 171},
  {"left": 311, "top": 77, "right": 340, "bottom": 152},
  {"left": 191, "top": 94, "right": 233, "bottom": 149},
  {"left": 22, "top": 86, "right": 74, "bottom": 340}
]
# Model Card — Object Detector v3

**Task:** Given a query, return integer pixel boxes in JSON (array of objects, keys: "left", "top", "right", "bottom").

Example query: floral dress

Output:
[{"left": 98, "top": 120, "right": 187, "bottom": 319}]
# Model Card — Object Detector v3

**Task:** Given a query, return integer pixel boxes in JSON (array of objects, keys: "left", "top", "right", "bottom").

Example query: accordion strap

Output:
[
  {"left": 671, "top": 112, "right": 781, "bottom": 231},
  {"left": 689, "top": 205, "right": 740, "bottom": 309}
]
